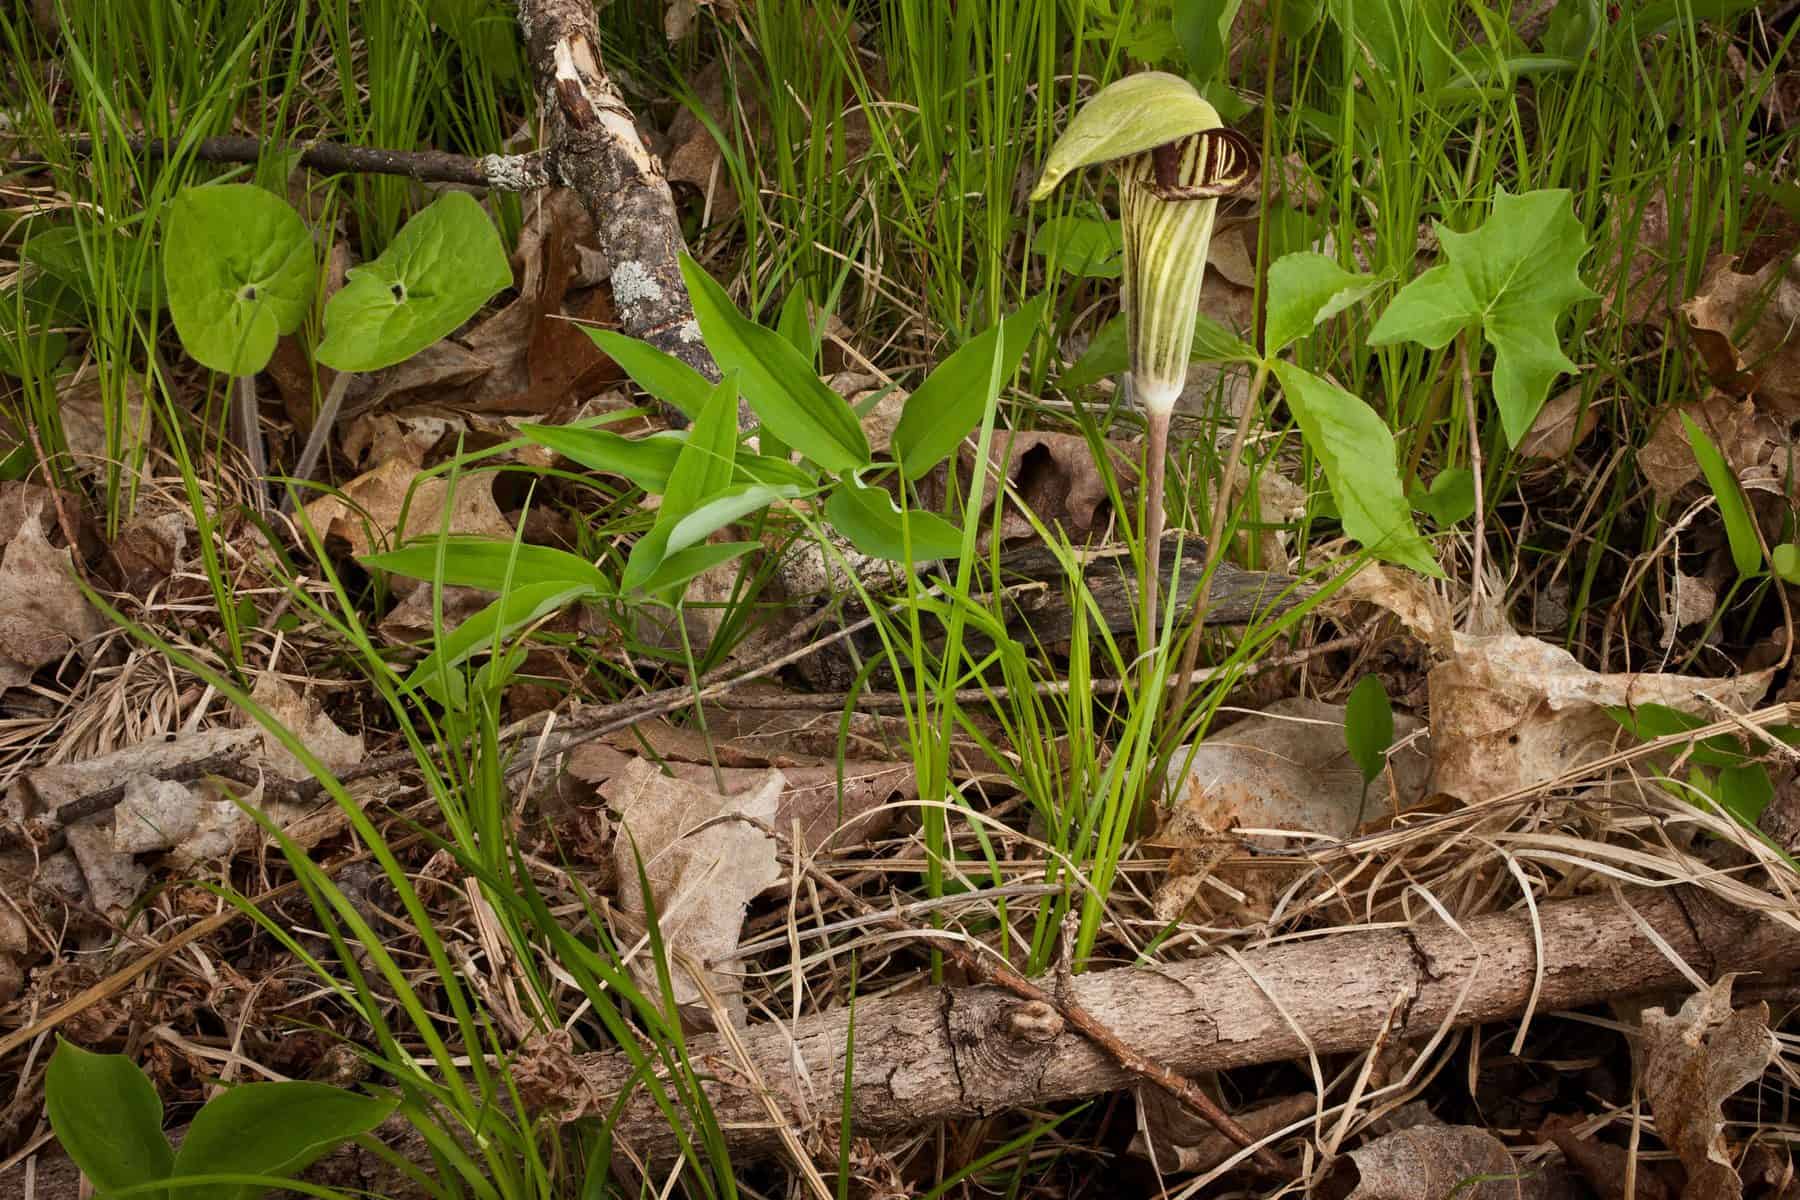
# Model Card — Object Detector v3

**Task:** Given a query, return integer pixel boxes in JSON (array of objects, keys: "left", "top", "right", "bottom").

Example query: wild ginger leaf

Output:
[
  {"left": 1368, "top": 189, "right": 1596, "bottom": 446},
  {"left": 163, "top": 184, "right": 315, "bottom": 376}
]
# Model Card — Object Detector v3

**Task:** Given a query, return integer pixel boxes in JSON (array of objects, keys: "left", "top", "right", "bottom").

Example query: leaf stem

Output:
[
  {"left": 283, "top": 369, "right": 356, "bottom": 515},
  {"left": 235, "top": 374, "right": 266, "bottom": 512}
]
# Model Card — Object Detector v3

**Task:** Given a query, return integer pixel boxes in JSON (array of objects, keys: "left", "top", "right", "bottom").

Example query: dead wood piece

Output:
[
  {"left": 555, "top": 888, "right": 1800, "bottom": 1161},
  {"left": 517, "top": 0, "right": 721, "bottom": 414}
]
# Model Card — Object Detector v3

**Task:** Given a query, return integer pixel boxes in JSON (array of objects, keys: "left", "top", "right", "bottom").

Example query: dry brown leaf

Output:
[
  {"left": 57, "top": 367, "right": 153, "bottom": 482},
  {"left": 248, "top": 673, "right": 365, "bottom": 782},
  {"left": 662, "top": 57, "right": 763, "bottom": 223},
  {"left": 1342, "top": 1124, "right": 1544, "bottom": 1199},
  {"left": 1642, "top": 977, "right": 1776, "bottom": 1200},
  {"left": 1638, "top": 392, "right": 1779, "bottom": 502},
  {"left": 1683, "top": 251, "right": 1800, "bottom": 423},
  {"left": 0, "top": 498, "right": 105, "bottom": 690},
  {"left": 602, "top": 757, "right": 780, "bottom": 1028},
  {"left": 988, "top": 429, "right": 1134, "bottom": 541},
  {"left": 109, "top": 508, "right": 191, "bottom": 597},
  {"left": 1340, "top": 569, "right": 1771, "bottom": 801},
  {"left": 1153, "top": 698, "right": 1431, "bottom": 921},
  {"left": 340, "top": 406, "right": 466, "bottom": 471},
  {"left": 64, "top": 821, "right": 146, "bottom": 918},
  {"left": 1541, "top": 1114, "right": 1677, "bottom": 1200},
  {"left": 1517, "top": 386, "right": 1602, "bottom": 460},
  {"left": 1131, "top": 1091, "right": 1315, "bottom": 1175},
  {"left": 300, "top": 457, "right": 513, "bottom": 558},
  {"left": 0, "top": 901, "right": 27, "bottom": 1003},
  {"left": 1662, "top": 569, "right": 1718, "bottom": 649}
]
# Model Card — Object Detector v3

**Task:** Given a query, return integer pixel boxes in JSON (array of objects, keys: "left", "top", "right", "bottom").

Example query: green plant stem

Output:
[
  {"left": 1164, "top": 360, "right": 1269, "bottom": 738},
  {"left": 1140, "top": 405, "right": 1170, "bottom": 689},
  {"left": 284, "top": 369, "right": 355, "bottom": 514}
]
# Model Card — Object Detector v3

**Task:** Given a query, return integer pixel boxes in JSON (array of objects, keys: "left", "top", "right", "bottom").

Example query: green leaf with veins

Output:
[
  {"left": 315, "top": 191, "right": 512, "bottom": 372},
  {"left": 1263, "top": 251, "right": 1384, "bottom": 356},
  {"left": 164, "top": 185, "right": 316, "bottom": 376},
  {"left": 1271, "top": 361, "right": 1441, "bottom": 577},
  {"left": 1368, "top": 188, "right": 1596, "bottom": 446}
]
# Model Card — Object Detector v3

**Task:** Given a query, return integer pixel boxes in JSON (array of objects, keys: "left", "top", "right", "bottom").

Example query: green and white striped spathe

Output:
[{"left": 1121, "top": 136, "right": 1223, "bottom": 415}]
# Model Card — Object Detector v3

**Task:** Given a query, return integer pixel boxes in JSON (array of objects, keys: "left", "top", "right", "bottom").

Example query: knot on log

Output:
[
  {"left": 1005, "top": 1001, "right": 1064, "bottom": 1044},
  {"left": 944, "top": 991, "right": 1062, "bottom": 1108}
]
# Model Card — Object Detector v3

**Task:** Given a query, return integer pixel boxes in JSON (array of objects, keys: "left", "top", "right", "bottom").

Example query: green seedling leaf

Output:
[
  {"left": 664, "top": 482, "right": 800, "bottom": 556},
  {"left": 171, "top": 1080, "right": 397, "bottom": 1200},
  {"left": 1368, "top": 189, "right": 1597, "bottom": 446},
  {"left": 163, "top": 185, "right": 316, "bottom": 377},
  {"left": 1271, "top": 362, "right": 1441, "bottom": 576},
  {"left": 1716, "top": 763, "right": 1775, "bottom": 827},
  {"left": 1606, "top": 703, "right": 1749, "bottom": 769},
  {"left": 893, "top": 295, "right": 1047, "bottom": 480},
  {"left": 1681, "top": 412, "right": 1762, "bottom": 578},
  {"left": 624, "top": 373, "right": 742, "bottom": 590},
  {"left": 1774, "top": 543, "right": 1800, "bottom": 584},
  {"left": 1264, "top": 251, "right": 1384, "bottom": 356},
  {"left": 824, "top": 478, "right": 965, "bottom": 563},
  {"left": 406, "top": 579, "right": 599, "bottom": 697},
  {"left": 362, "top": 537, "right": 609, "bottom": 592},
  {"left": 1031, "top": 72, "right": 1226, "bottom": 199},
  {"left": 25, "top": 225, "right": 162, "bottom": 311},
  {"left": 1032, "top": 215, "right": 1124, "bottom": 278},
  {"left": 679, "top": 254, "right": 870, "bottom": 472},
  {"left": 46, "top": 1039, "right": 174, "bottom": 1198},
  {"left": 520, "top": 424, "right": 686, "bottom": 493},
  {"left": 315, "top": 191, "right": 512, "bottom": 372},
  {"left": 638, "top": 540, "right": 757, "bottom": 600},
  {"left": 584, "top": 329, "right": 709, "bottom": 422},
  {"left": 1062, "top": 311, "right": 1255, "bottom": 391},
  {"left": 1410, "top": 466, "right": 1476, "bottom": 527},
  {"left": 1344, "top": 674, "right": 1394, "bottom": 786}
]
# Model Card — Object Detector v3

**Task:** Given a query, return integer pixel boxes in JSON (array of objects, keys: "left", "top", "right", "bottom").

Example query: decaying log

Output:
[
  {"left": 561, "top": 887, "right": 1800, "bottom": 1160},
  {"left": 9, "top": 888, "right": 1798, "bottom": 1196}
]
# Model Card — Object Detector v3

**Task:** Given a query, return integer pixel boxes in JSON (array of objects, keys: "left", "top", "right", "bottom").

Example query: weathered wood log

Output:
[{"left": 10, "top": 887, "right": 1797, "bottom": 1196}]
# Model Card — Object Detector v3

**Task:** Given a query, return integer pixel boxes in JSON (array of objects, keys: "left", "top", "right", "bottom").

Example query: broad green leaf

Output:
[
  {"left": 315, "top": 191, "right": 512, "bottom": 372},
  {"left": 893, "top": 295, "right": 1047, "bottom": 480},
  {"left": 1774, "top": 543, "right": 1800, "bottom": 585},
  {"left": 163, "top": 185, "right": 316, "bottom": 376},
  {"left": 1716, "top": 763, "right": 1775, "bottom": 827},
  {"left": 1682, "top": 412, "right": 1762, "bottom": 578},
  {"left": 1032, "top": 215, "right": 1123, "bottom": 278},
  {"left": 664, "top": 482, "right": 800, "bottom": 556},
  {"left": 623, "top": 374, "right": 741, "bottom": 589},
  {"left": 1368, "top": 189, "right": 1597, "bottom": 445},
  {"left": 1409, "top": 466, "right": 1476, "bottom": 527},
  {"left": 1032, "top": 72, "right": 1222, "bottom": 199},
  {"left": 1061, "top": 311, "right": 1254, "bottom": 392},
  {"left": 584, "top": 329, "right": 709, "bottom": 422},
  {"left": 678, "top": 254, "right": 870, "bottom": 472},
  {"left": 823, "top": 479, "right": 965, "bottom": 563},
  {"left": 1344, "top": 674, "right": 1394, "bottom": 786},
  {"left": 405, "top": 579, "right": 598, "bottom": 694},
  {"left": 1172, "top": 0, "right": 1242, "bottom": 81},
  {"left": 362, "top": 537, "right": 609, "bottom": 592},
  {"left": 520, "top": 424, "right": 686, "bottom": 493},
  {"left": 1263, "top": 251, "right": 1383, "bottom": 355},
  {"left": 1271, "top": 362, "right": 1440, "bottom": 576},
  {"left": 1606, "top": 703, "right": 1748, "bottom": 769},
  {"left": 171, "top": 1080, "right": 396, "bottom": 1200},
  {"left": 639, "top": 541, "right": 757, "bottom": 599},
  {"left": 46, "top": 1039, "right": 174, "bottom": 1198}
]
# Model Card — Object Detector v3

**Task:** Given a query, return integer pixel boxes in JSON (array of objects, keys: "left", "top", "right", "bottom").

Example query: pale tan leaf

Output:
[{"left": 1642, "top": 978, "right": 1776, "bottom": 1200}]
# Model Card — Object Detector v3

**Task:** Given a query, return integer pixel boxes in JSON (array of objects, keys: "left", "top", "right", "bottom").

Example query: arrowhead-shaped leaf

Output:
[
  {"left": 46, "top": 1039, "right": 174, "bottom": 1198},
  {"left": 315, "top": 191, "right": 512, "bottom": 372},
  {"left": 163, "top": 184, "right": 316, "bottom": 376},
  {"left": 1271, "top": 361, "right": 1440, "bottom": 576},
  {"left": 1368, "top": 189, "right": 1596, "bottom": 446},
  {"left": 1263, "top": 251, "right": 1383, "bottom": 356},
  {"left": 170, "top": 1080, "right": 397, "bottom": 1200}
]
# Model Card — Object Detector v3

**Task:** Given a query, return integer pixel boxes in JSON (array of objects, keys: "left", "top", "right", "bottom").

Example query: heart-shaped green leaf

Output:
[
  {"left": 315, "top": 191, "right": 512, "bottom": 372},
  {"left": 163, "top": 185, "right": 316, "bottom": 376},
  {"left": 893, "top": 295, "right": 1047, "bottom": 480},
  {"left": 46, "top": 1039, "right": 174, "bottom": 1199},
  {"left": 1263, "top": 251, "right": 1384, "bottom": 356},
  {"left": 1032, "top": 72, "right": 1223, "bottom": 199},
  {"left": 824, "top": 478, "right": 965, "bottom": 563},
  {"left": 171, "top": 1080, "right": 396, "bottom": 1200},
  {"left": 1271, "top": 361, "right": 1440, "bottom": 577},
  {"left": 362, "top": 537, "right": 610, "bottom": 593},
  {"left": 679, "top": 255, "right": 870, "bottom": 472},
  {"left": 1368, "top": 189, "right": 1596, "bottom": 446},
  {"left": 1409, "top": 466, "right": 1476, "bottom": 527}
]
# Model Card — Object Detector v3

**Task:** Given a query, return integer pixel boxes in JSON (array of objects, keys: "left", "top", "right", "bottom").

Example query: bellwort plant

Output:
[{"left": 1032, "top": 73, "right": 1255, "bottom": 675}]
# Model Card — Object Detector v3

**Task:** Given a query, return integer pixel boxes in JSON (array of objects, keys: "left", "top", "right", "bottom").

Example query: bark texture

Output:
[{"left": 516, "top": 0, "right": 719, "bottom": 398}]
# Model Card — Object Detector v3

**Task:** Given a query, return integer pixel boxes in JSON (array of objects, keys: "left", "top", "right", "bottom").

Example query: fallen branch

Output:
[
  {"left": 9, "top": 135, "right": 549, "bottom": 191},
  {"left": 555, "top": 887, "right": 1800, "bottom": 1161}
]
